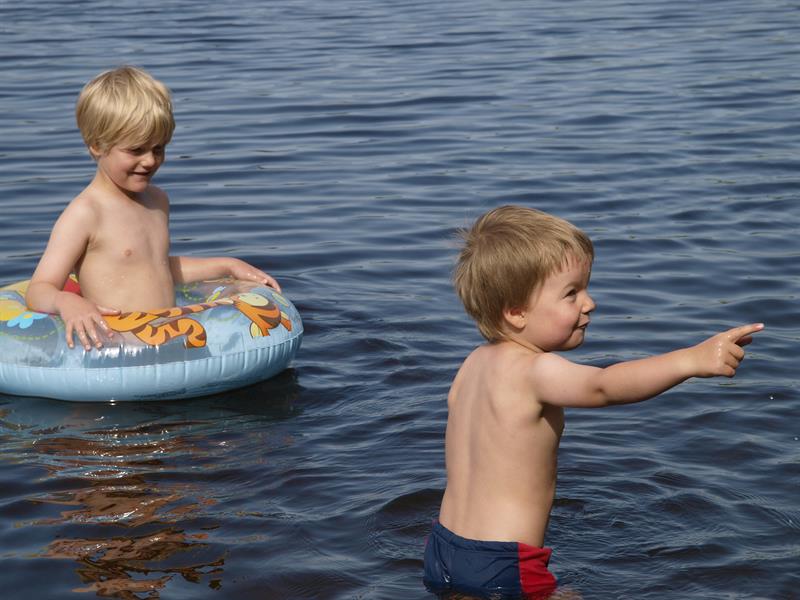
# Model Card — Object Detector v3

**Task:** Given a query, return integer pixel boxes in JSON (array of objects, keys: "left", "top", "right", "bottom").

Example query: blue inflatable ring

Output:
[{"left": 0, "top": 278, "right": 303, "bottom": 401}]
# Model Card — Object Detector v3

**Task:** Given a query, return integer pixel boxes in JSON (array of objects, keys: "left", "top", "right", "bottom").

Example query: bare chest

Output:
[{"left": 88, "top": 201, "right": 169, "bottom": 264}]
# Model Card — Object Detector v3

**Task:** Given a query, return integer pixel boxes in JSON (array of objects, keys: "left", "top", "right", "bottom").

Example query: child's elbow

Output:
[
  {"left": 24, "top": 280, "right": 56, "bottom": 313},
  {"left": 589, "top": 391, "right": 615, "bottom": 408},
  {"left": 24, "top": 286, "right": 41, "bottom": 311},
  {"left": 587, "top": 376, "right": 621, "bottom": 408}
]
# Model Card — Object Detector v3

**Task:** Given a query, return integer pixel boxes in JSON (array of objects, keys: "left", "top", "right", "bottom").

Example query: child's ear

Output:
[
  {"left": 502, "top": 305, "right": 527, "bottom": 330},
  {"left": 88, "top": 145, "right": 101, "bottom": 160}
]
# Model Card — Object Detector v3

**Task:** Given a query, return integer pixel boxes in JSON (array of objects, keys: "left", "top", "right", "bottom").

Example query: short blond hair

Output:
[
  {"left": 454, "top": 205, "right": 594, "bottom": 342},
  {"left": 76, "top": 66, "right": 174, "bottom": 156}
]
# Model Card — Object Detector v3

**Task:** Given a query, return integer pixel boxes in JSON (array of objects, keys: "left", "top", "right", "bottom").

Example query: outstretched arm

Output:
[
  {"left": 531, "top": 323, "right": 764, "bottom": 408},
  {"left": 169, "top": 256, "right": 281, "bottom": 292},
  {"left": 25, "top": 199, "right": 119, "bottom": 350}
]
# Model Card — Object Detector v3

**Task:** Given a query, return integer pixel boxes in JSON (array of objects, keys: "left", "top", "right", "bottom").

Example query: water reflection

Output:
[
  {"left": 46, "top": 527, "right": 223, "bottom": 597},
  {"left": 1, "top": 371, "right": 301, "bottom": 598},
  {"left": 31, "top": 425, "right": 225, "bottom": 597}
]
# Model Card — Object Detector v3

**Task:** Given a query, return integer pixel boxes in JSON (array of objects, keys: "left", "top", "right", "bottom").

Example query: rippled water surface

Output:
[{"left": 1, "top": 1, "right": 798, "bottom": 598}]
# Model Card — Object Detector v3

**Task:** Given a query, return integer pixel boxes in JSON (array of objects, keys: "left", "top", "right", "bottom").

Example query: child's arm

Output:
[
  {"left": 169, "top": 256, "right": 281, "bottom": 292},
  {"left": 531, "top": 323, "right": 764, "bottom": 408},
  {"left": 25, "top": 200, "right": 120, "bottom": 350}
]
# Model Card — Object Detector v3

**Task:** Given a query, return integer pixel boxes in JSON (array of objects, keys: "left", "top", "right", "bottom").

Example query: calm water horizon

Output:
[{"left": 1, "top": 1, "right": 797, "bottom": 598}]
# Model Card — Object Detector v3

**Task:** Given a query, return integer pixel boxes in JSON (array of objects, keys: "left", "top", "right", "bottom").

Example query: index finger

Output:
[
  {"left": 726, "top": 323, "right": 765, "bottom": 341},
  {"left": 265, "top": 276, "right": 281, "bottom": 293}
]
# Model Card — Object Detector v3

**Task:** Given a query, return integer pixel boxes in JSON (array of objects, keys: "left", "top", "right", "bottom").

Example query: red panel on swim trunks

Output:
[{"left": 518, "top": 543, "right": 557, "bottom": 598}]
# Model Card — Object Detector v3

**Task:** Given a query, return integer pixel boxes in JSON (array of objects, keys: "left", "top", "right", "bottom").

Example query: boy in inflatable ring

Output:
[
  {"left": 25, "top": 66, "right": 280, "bottom": 351},
  {"left": 423, "top": 206, "right": 763, "bottom": 598}
]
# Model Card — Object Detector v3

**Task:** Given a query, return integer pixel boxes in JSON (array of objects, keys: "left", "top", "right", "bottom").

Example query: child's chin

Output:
[{"left": 562, "top": 332, "right": 586, "bottom": 350}]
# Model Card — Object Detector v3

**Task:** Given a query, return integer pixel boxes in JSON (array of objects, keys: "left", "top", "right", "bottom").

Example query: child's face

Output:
[
  {"left": 93, "top": 140, "right": 166, "bottom": 196},
  {"left": 510, "top": 256, "right": 595, "bottom": 352}
]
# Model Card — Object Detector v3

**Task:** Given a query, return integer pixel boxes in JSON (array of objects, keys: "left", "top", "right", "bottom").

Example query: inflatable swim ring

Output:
[{"left": 0, "top": 278, "right": 303, "bottom": 402}]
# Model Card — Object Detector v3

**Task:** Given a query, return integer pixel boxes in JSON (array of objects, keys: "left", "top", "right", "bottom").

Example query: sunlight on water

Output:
[{"left": 0, "top": 1, "right": 797, "bottom": 598}]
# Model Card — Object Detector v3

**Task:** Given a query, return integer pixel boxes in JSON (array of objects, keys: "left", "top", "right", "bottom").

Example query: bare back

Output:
[{"left": 439, "top": 342, "right": 564, "bottom": 547}]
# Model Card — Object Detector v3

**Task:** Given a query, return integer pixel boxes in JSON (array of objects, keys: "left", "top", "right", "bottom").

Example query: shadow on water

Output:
[{"left": 0, "top": 370, "right": 303, "bottom": 598}]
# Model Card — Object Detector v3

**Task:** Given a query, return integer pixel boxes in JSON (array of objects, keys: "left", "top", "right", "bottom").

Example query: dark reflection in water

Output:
[
  {"left": 34, "top": 430, "right": 223, "bottom": 597},
  {"left": 2, "top": 372, "right": 302, "bottom": 598},
  {"left": 46, "top": 529, "right": 222, "bottom": 597}
]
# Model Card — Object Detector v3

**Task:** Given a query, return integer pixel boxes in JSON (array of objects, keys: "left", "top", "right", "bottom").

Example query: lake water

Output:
[{"left": 1, "top": 1, "right": 798, "bottom": 598}]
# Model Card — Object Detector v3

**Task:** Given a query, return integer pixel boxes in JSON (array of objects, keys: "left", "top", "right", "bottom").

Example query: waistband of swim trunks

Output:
[{"left": 432, "top": 520, "right": 550, "bottom": 554}]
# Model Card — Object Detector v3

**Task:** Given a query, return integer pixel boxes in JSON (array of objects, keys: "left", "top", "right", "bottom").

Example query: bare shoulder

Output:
[
  {"left": 147, "top": 184, "right": 170, "bottom": 212},
  {"left": 454, "top": 342, "right": 542, "bottom": 399},
  {"left": 489, "top": 341, "right": 552, "bottom": 376},
  {"left": 448, "top": 346, "right": 493, "bottom": 404},
  {"left": 456, "top": 344, "right": 508, "bottom": 381},
  {"left": 527, "top": 350, "right": 575, "bottom": 376},
  {"left": 491, "top": 347, "right": 582, "bottom": 407},
  {"left": 524, "top": 351, "right": 582, "bottom": 391},
  {"left": 148, "top": 184, "right": 169, "bottom": 201},
  {"left": 56, "top": 192, "right": 99, "bottom": 230}
]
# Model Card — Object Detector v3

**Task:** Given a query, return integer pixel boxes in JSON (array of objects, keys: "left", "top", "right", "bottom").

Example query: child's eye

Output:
[{"left": 127, "top": 146, "right": 164, "bottom": 156}]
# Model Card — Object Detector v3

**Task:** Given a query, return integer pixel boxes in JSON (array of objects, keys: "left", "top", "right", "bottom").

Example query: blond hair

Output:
[
  {"left": 76, "top": 66, "right": 175, "bottom": 156},
  {"left": 453, "top": 205, "right": 594, "bottom": 342}
]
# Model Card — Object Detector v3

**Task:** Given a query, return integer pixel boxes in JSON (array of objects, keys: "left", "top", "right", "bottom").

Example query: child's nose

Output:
[{"left": 583, "top": 293, "right": 596, "bottom": 313}]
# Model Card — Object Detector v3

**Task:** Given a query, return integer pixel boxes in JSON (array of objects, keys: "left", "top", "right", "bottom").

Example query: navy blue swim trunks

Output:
[{"left": 423, "top": 521, "right": 557, "bottom": 599}]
